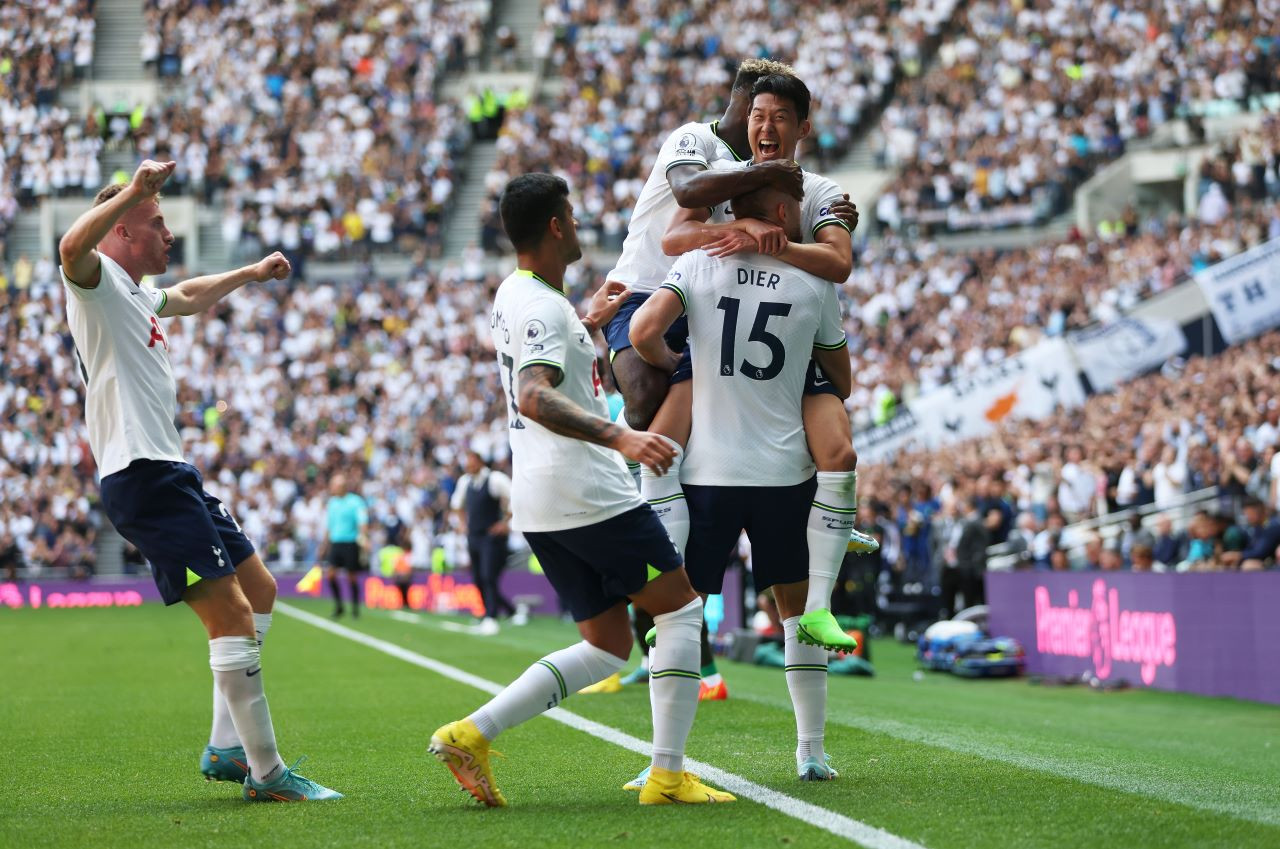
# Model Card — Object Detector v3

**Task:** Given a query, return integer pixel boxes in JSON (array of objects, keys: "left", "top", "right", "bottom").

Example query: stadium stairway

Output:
[
  {"left": 485, "top": 0, "right": 543, "bottom": 70},
  {"left": 92, "top": 0, "right": 147, "bottom": 82},
  {"left": 5, "top": 213, "right": 46, "bottom": 264},
  {"left": 442, "top": 141, "right": 499, "bottom": 258}
]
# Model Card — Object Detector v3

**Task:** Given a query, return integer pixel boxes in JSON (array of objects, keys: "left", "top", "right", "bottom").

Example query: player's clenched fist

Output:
[
  {"left": 614, "top": 429, "right": 677, "bottom": 476},
  {"left": 253, "top": 251, "right": 291, "bottom": 282},
  {"left": 130, "top": 160, "right": 176, "bottom": 198}
]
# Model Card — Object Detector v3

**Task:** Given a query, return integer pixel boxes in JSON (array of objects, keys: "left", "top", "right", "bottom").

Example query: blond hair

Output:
[{"left": 734, "top": 58, "right": 797, "bottom": 90}]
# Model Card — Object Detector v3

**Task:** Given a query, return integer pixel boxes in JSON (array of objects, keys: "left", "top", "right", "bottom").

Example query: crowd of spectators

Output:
[
  {"left": 0, "top": 1, "right": 98, "bottom": 240},
  {"left": 134, "top": 0, "right": 487, "bottom": 260},
  {"left": 871, "top": 0, "right": 1280, "bottom": 234},
  {"left": 0, "top": 252, "right": 610, "bottom": 579},
  {"left": 856, "top": 330, "right": 1280, "bottom": 587},
  {"left": 845, "top": 134, "right": 1280, "bottom": 419},
  {"left": 480, "top": 0, "right": 958, "bottom": 253}
]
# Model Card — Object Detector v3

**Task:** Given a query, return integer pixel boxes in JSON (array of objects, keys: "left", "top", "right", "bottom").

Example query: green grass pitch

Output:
[{"left": 2, "top": 599, "right": 1277, "bottom": 849}]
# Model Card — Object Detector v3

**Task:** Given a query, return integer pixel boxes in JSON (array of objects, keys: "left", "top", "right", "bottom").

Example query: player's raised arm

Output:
[
  {"left": 667, "top": 158, "right": 803, "bottom": 210},
  {"left": 517, "top": 364, "right": 675, "bottom": 475},
  {"left": 157, "top": 252, "right": 291, "bottom": 317},
  {"left": 59, "top": 160, "right": 176, "bottom": 288},
  {"left": 661, "top": 205, "right": 787, "bottom": 258},
  {"left": 777, "top": 221, "right": 853, "bottom": 283},
  {"left": 628, "top": 287, "right": 686, "bottom": 375}
]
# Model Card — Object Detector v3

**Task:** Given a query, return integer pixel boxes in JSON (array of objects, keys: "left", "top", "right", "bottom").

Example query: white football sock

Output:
[
  {"left": 805, "top": 471, "right": 857, "bottom": 614},
  {"left": 782, "top": 616, "right": 828, "bottom": 766},
  {"left": 209, "top": 613, "right": 273, "bottom": 749},
  {"left": 469, "top": 640, "right": 625, "bottom": 740},
  {"left": 649, "top": 597, "right": 703, "bottom": 773},
  {"left": 641, "top": 438, "right": 688, "bottom": 556},
  {"left": 209, "top": 636, "right": 286, "bottom": 783}
]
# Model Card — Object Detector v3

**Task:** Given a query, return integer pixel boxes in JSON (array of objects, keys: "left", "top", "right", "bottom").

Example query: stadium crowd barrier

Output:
[{"left": 987, "top": 570, "right": 1280, "bottom": 705}]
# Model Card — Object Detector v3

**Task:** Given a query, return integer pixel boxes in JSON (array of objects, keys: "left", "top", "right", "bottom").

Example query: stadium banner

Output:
[
  {"left": 908, "top": 337, "right": 1086, "bottom": 447},
  {"left": 1193, "top": 237, "right": 1280, "bottom": 344},
  {"left": 0, "top": 570, "right": 561, "bottom": 617},
  {"left": 1067, "top": 317, "right": 1187, "bottom": 391},
  {"left": 853, "top": 407, "right": 924, "bottom": 464},
  {"left": 987, "top": 571, "right": 1280, "bottom": 705}
]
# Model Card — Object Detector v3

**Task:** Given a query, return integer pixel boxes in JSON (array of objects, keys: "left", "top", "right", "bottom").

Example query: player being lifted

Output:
[
  {"left": 632, "top": 181, "right": 851, "bottom": 782},
  {"left": 58, "top": 160, "right": 340, "bottom": 801},
  {"left": 650, "top": 73, "right": 874, "bottom": 653},
  {"left": 592, "top": 58, "right": 868, "bottom": 697},
  {"left": 428, "top": 173, "right": 734, "bottom": 807}
]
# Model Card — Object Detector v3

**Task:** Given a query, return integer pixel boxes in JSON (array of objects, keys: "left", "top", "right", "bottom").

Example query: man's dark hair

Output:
[
  {"left": 500, "top": 173, "right": 570, "bottom": 251},
  {"left": 750, "top": 73, "right": 811, "bottom": 122}
]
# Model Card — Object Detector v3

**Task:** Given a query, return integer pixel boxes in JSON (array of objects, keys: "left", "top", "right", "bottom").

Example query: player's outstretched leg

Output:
[
  {"left": 203, "top": 612, "right": 270, "bottom": 782},
  {"left": 205, "top": 555, "right": 277, "bottom": 783},
  {"left": 189, "top": 573, "right": 341, "bottom": 801},
  {"left": 430, "top": 632, "right": 626, "bottom": 806},
  {"left": 637, "top": 595, "right": 734, "bottom": 804},
  {"left": 800, "top": 470, "right": 860, "bottom": 652},
  {"left": 780, "top": 594, "right": 835, "bottom": 781}
]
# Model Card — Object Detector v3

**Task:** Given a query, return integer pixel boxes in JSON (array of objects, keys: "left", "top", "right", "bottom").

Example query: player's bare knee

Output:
[
  {"left": 236, "top": 555, "right": 277, "bottom": 611},
  {"left": 816, "top": 440, "right": 857, "bottom": 472},
  {"left": 578, "top": 622, "right": 632, "bottom": 661},
  {"left": 772, "top": 581, "right": 808, "bottom": 621},
  {"left": 613, "top": 349, "right": 668, "bottom": 429}
]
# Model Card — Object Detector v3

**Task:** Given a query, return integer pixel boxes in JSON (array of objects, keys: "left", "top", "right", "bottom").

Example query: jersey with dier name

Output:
[
  {"left": 491, "top": 269, "right": 644, "bottom": 532},
  {"left": 662, "top": 250, "right": 846, "bottom": 487},
  {"left": 607, "top": 120, "right": 746, "bottom": 293},
  {"left": 62, "top": 253, "right": 184, "bottom": 478},
  {"left": 709, "top": 165, "right": 850, "bottom": 245}
]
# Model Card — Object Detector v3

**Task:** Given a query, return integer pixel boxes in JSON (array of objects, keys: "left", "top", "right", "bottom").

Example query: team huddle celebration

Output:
[{"left": 5, "top": 1, "right": 1279, "bottom": 847}]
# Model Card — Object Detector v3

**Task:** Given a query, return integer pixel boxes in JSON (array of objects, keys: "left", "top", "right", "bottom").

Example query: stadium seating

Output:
[
  {"left": 0, "top": 1, "right": 99, "bottom": 236},
  {"left": 872, "top": 0, "right": 1280, "bottom": 233},
  {"left": 135, "top": 0, "right": 489, "bottom": 258},
  {"left": 481, "top": 0, "right": 960, "bottom": 253}
]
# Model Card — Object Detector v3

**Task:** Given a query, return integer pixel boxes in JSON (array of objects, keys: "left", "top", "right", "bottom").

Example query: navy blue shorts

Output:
[
  {"left": 804, "top": 360, "right": 841, "bottom": 397},
  {"left": 605, "top": 291, "right": 689, "bottom": 355},
  {"left": 523, "top": 505, "right": 683, "bottom": 622},
  {"left": 683, "top": 477, "right": 816, "bottom": 595},
  {"left": 101, "top": 460, "right": 255, "bottom": 605}
]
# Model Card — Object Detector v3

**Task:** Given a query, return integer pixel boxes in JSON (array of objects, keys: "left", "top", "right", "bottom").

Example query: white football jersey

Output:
[
  {"left": 709, "top": 166, "right": 850, "bottom": 246},
  {"left": 661, "top": 250, "right": 846, "bottom": 486},
  {"left": 491, "top": 269, "right": 644, "bottom": 532},
  {"left": 62, "top": 253, "right": 185, "bottom": 478},
  {"left": 607, "top": 121, "right": 747, "bottom": 293}
]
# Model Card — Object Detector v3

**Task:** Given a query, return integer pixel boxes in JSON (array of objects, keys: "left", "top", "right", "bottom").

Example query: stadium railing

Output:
[{"left": 985, "top": 486, "right": 1223, "bottom": 572}]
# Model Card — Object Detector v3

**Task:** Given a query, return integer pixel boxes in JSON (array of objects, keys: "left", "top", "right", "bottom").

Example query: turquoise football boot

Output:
[
  {"left": 201, "top": 745, "right": 248, "bottom": 783},
  {"left": 243, "top": 757, "right": 343, "bottom": 802}
]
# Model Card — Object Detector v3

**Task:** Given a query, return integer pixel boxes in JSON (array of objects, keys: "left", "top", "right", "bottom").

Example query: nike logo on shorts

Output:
[{"left": 246, "top": 666, "right": 262, "bottom": 677}]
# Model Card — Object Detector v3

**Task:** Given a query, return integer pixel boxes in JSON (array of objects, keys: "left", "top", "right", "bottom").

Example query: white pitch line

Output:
[{"left": 277, "top": 602, "right": 929, "bottom": 849}]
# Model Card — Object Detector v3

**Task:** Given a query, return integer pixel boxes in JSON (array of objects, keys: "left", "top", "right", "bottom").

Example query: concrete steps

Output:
[
  {"left": 5, "top": 211, "right": 48, "bottom": 264},
  {"left": 91, "top": 0, "right": 147, "bottom": 82},
  {"left": 443, "top": 140, "right": 499, "bottom": 258},
  {"left": 485, "top": 0, "right": 543, "bottom": 70}
]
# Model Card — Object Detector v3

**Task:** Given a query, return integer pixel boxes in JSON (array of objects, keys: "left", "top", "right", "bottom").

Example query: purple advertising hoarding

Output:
[
  {"left": 0, "top": 569, "right": 564, "bottom": 616},
  {"left": 0, "top": 568, "right": 746, "bottom": 632},
  {"left": 986, "top": 571, "right": 1280, "bottom": 705}
]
